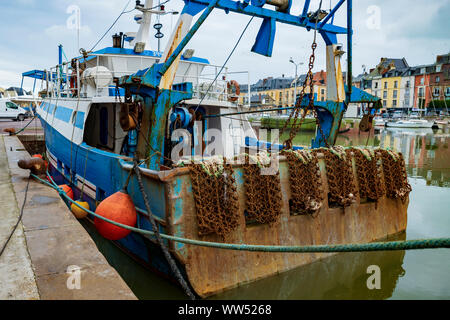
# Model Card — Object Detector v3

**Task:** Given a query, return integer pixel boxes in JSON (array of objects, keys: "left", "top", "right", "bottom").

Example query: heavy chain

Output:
[
  {"left": 188, "top": 157, "right": 240, "bottom": 238},
  {"left": 282, "top": 0, "right": 330, "bottom": 150},
  {"left": 242, "top": 153, "right": 283, "bottom": 224},
  {"left": 319, "top": 146, "right": 356, "bottom": 207},
  {"left": 283, "top": 149, "right": 324, "bottom": 215},
  {"left": 376, "top": 149, "right": 411, "bottom": 203},
  {"left": 281, "top": 41, "right": 318, "bottom": 150},
  {"left": 351, "top": 148, "right": 385, "bottom": 201}
]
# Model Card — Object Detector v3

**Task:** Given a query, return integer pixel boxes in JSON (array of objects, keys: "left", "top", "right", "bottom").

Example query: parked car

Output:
[{"left": 0, "top": 98, "right": 28, "bottom": 121}]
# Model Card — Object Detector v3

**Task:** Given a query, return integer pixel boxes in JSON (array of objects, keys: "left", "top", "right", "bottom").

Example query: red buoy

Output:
[
  {"left": 59, "top": 184, "right": 73, "bottom": 200},
  {"left": 32, "top": 154, "right": 43, "bottom": 159},
  {"left": 94, "top": 190, "right": 137, "bottom": 240}
]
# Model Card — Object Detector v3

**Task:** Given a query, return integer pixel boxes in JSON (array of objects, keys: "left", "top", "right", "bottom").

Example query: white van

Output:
[{"left": 0, "top": 98, "right": 27, "bottom": 121}]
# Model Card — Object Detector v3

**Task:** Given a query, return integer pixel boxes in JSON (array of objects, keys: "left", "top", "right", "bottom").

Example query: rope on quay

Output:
[
  {"left": 9, "top": 116, "right": 37, "bottom": 135},
  {"left": 30, "top": 173, "right": 450, "bottom": 254}
]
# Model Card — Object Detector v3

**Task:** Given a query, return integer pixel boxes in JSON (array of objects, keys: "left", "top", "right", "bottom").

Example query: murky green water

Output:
[{"left": 83, "top": 126, "right": 450, "bottom": 300}]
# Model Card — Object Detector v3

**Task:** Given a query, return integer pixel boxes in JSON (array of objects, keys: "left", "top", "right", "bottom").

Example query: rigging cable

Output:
[
  {"left": 192, "top": 15, "right": 255, "bottom": 114},
  {"left": 89, "top": 0, "right": 134, "bottom": 52}
]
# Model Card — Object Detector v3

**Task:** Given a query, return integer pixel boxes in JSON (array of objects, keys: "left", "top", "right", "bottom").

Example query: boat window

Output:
[{"left": 83, "top": 103, "right": 120, "bottom": 152}]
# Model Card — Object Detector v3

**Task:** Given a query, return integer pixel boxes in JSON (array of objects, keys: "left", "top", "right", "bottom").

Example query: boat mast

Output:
[{"left": 131, "top": 0, "right": 154, "bottom": 52}]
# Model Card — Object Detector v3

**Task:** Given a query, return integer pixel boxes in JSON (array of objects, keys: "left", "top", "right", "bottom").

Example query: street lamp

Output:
[{"left": 289, "top": 57, "right": 304, "bottom": 107}]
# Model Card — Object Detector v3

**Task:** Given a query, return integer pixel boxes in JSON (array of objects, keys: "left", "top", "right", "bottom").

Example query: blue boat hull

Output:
[{"left": 38, "top": 114, "right": 187, "bottom": 288}]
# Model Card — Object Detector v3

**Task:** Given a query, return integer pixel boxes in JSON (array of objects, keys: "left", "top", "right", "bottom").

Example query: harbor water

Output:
[{"left": 81, "top": 125, "right": 450, "bottom": 300}]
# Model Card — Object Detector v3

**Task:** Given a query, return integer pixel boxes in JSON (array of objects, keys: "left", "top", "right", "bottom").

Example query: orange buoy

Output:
[
  {"left": 32, "top": 154, "right": 43, "bottom": 159},
  {"left": 59, "top": 184, "right": 74, "bottom": 200},
  {"left": 94, "top": 190, "right": 137, "bottom": 240},
  {"left": 71, "top": 200, "right": 89, "bottom": 219}
]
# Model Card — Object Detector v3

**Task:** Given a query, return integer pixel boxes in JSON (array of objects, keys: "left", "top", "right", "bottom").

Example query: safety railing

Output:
[{"left": 41, "top": 53, "right": 252, "bottom": 106}]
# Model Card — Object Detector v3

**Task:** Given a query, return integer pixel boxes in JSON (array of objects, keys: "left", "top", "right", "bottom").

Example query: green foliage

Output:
[
  {"left": 260, "top": 117, "right": 317, "bottom": 131},
  {"left": 428, "top": 99, "right": 450, "bottom": 109}
]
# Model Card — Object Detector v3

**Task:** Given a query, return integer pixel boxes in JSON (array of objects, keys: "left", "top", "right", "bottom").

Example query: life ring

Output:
[{"left": 227, "top": 80, "right": 240, "bottom": 102}]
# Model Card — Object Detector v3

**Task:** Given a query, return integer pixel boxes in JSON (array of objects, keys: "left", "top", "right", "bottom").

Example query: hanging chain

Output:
[{"left": 282, "top": 0, "right": 330, "bottom": 149}]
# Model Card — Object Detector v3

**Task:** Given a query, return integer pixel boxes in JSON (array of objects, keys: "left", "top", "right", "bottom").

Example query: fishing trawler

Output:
[{"left": 28, "top": 0, "right": 410, "bottom": 298}]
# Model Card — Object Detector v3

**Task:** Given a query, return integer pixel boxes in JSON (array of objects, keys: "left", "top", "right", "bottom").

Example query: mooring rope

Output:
[
  {"left": 30, "top": 172, "right": 450, "bottom": 254},
  {"left": 0, "top": 175, "right": 31, "bottom": 258},
  {"left": 9, "top": 116, "right": 37, "bottom": 135}
]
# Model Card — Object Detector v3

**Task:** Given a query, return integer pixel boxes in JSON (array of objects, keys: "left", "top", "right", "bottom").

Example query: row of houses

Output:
[
  {"left": 356, "top": 53, "right": 450, "bottom": 112},
  {"left": 238, "top": 52, "right": 450, "bottom": 115}
]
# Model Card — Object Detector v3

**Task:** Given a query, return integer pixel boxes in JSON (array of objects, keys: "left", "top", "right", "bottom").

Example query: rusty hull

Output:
[{"left": 161, "top": 156, "right": 408, "bottom": 298}]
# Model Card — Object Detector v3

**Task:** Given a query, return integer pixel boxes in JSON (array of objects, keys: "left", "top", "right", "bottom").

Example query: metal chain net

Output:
[
  {"left": 375, "top": 149, "right": 411, "bottom": 203},
  {"left": 282, "top": 149, "right": 324, "bottom": 215},
  {"left": 188, "top": 158, "right": 240, "bottom": 238},
  {"left": 319, "top": 146, "right": 357, "bottom": 207},
  {"left": 185, "top": 147, "right": 411, "bottom": 237},
  {"left": 242, "top": 153, "right": 283, "bottom": 224},
  {"left": 351, "top": 148, "right": 386, "bottom": 201}
]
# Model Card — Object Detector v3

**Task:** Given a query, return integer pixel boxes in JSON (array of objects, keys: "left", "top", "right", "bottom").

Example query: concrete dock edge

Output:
[{"left": 0, "top": 135, "right": 137, "bottom": 300}]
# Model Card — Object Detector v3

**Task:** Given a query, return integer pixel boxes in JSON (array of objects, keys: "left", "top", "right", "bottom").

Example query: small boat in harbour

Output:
[
  {"left": 26, "top": 0, "right": 410, "bottom": 297},
  {"left": 433, "top": 119, "right": 449, "bottom": 129},
  {"left": 374, "top": 116, "right": 386, "bottom": 127},
  {"left": 386, "top": 119, "right": 434, "bottom": 128}
]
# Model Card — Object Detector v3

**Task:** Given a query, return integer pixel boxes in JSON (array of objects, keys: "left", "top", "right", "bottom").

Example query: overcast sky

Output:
[{"left": 0, "top": 0, "right": 449, "bottom": 90}]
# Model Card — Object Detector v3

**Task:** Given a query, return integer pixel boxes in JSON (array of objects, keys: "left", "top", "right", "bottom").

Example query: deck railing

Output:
[{"left": 42, "top": 53, "right": 251, "bottom": 107}]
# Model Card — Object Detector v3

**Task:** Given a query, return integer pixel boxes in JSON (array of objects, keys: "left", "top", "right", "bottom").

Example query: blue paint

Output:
[
  {"left": 251, "top": 17, "right": 276, "bottom": 57},
  {"left": 74, "top": 111, "right": 85, "bottom": 129},
  {"left": 245, "top": 136, "right": 304, "bottom": 151},
  {"left": 182, "top": 0, "right": 208, "bottom": 16},
  {"left": 42, "top": 103, "right": 85, "bottom": 129},
  {"left": 54, "top": 105, "right": 73, "bottom": 122},
  {"left": 109, "top": 86, "right": 125, "bottom": 96},
  {"left": 160, "top": 0, "right": 218, "bottom": 76},
  {"left": 187, "top": 0, "right": 347, "bottom": 34},
  {"left": 80, "top": 46, "right": 210, "bottom": 65}
]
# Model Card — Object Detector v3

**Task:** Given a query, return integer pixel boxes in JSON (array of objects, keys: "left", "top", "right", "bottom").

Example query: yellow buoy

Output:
[{"left": 71, "top": 200, "right": 90, "bottom": 219}]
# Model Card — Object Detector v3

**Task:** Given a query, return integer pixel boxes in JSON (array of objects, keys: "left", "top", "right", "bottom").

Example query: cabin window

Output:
[
  {"left": 83, "top": 103, "right": 123, "bottom": 153},
  {"left": 99, "top": 107, "right": 108, "bottom": 145}
]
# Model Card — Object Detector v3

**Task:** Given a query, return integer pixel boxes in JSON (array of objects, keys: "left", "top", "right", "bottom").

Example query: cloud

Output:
[
  {"left": 0, "top": 0, "right": 449, "bottom": 89},
  {"left": 44, "top": 24, "right": 92, "bottom": 39},
  {"left": 0, "top": 69, "right": 23, "bottom": 89}
]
